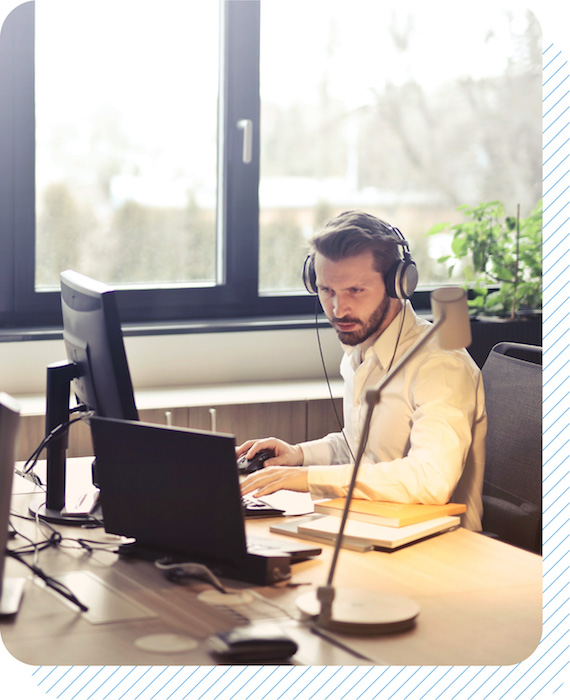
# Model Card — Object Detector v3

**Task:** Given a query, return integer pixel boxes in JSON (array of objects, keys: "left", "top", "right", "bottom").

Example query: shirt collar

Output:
[{"left": 343, "top": 300, "right": 414, "bottom": 371}]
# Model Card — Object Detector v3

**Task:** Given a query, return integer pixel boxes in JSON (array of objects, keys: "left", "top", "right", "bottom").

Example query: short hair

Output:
[{"left": 308, "top": 210, "right": 402, "bottom": 277}]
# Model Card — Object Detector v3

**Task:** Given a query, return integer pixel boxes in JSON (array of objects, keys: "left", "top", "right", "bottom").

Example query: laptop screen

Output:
[
  {"left": 90, "top": 417, "right": 248, "bottom": 568},
  {"left": 0, "top": 394, "right": 20, "bottom": 596}
]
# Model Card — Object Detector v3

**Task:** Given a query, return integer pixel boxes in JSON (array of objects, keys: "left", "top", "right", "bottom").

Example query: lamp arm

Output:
[
  {"left": 366, "top": 312, "right": 445, "bottom": 406},
  {"left": 319, "top": 312, "right": 446, "bottom": 607}
]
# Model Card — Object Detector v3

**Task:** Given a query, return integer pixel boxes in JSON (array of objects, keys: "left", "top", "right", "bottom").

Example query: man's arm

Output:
[{"left": 308, "top": 352, "right": 485, "bottom": 506}]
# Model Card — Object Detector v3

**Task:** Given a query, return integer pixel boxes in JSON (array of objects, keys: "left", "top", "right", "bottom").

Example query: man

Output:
[{"left": 239, "top": 210, "right": 486, "bottom": 530}]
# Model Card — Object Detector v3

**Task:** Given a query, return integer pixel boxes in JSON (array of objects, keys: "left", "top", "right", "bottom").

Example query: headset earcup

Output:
[
  {"left": 385, "top": 260, "right": 401, "bottom": 299},
  {"left": 386, "top": 258, "right": 418, "bottom": 299},
  {"left": 302, "top": 255, "right": 318, "bottom": 295},
  {"left": 397, "top": 258, "right": 418, "bottom": 299}
]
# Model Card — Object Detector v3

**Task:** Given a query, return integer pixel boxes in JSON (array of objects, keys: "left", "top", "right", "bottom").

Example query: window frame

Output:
[{"left": 0, "top": 0, "right": 431, "bottom": 332}]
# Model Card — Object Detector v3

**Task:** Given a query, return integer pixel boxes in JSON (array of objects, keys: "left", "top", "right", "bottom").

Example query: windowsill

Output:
[
  {"left": 0, "top": 314, "right": 335, "bottom": 343},
  {"left": 0, "top": 308, "right": 434, "bottom": 343}
]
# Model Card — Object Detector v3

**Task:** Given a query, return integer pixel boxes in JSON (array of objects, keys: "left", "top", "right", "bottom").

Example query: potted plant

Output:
[{"left": 426, "top": 200, "right": 542, "bottom": 365}]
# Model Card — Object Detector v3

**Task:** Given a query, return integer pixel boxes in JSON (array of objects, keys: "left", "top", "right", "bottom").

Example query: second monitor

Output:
[{"left": 29, "top": 270, "right": 138, "bottom": 524}]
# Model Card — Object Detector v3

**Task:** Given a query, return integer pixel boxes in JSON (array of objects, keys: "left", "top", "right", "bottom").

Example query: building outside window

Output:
[{"left": 0, "top": 0, "right": 542, "bottom": 328}]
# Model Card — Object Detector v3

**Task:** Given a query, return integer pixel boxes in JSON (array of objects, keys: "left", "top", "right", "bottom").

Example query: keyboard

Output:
[{"left": 242, "top": 495, "right": 285, "bottom": 518}]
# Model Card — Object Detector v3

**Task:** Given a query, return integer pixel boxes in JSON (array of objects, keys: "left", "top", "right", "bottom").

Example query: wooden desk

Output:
[{"left": 1, "top": 462, "right": 542, "bottom": 667}]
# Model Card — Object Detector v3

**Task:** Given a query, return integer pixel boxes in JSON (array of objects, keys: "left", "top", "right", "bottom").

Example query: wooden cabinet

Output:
[{"left": 16, "top": 394, "right": 343, "bottom": 461}]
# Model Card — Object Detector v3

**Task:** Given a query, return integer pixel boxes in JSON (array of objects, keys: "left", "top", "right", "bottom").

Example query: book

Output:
[
  {"left": 297, "top": 514, "right": 461, "bottom": 552},
  {"left": 270, "top": 515, "right": 375, "bottom": 553},
  {"left": 313, "top": 498, "right": 466, "bottom": 528}
]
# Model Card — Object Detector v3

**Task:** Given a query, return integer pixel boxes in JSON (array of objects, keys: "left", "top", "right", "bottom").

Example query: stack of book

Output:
[{"left": 270, "top": 498, "right": 466, "bottom": 552}]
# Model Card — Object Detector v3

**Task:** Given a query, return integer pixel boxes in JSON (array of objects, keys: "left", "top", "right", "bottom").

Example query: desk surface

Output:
[{"left": 2, "top": 460, "right": 542, "bottom": 667}]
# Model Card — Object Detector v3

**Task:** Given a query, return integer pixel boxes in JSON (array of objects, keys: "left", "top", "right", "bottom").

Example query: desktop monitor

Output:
[
  {"left": 30, "top": 270, "right": 138, "bottom": 524},
  {"left": 60, "top": 270, "right": 138, "bottom": 421},
  {"left": 0, "top": 393, "right": 25, "bottom": 615}
]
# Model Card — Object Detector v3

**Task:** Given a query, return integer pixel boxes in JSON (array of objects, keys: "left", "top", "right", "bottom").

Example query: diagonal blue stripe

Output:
[
  {"left": 153, "top": 667, "right": 185, "bottom": 699},
  {"left": 543, "top": 50, "right": 562, "bottom": 70},
  {"left": 71, "top": 668, "right": 105, "bottom": 700},
  {"left": 165, "top": 666, "right": 201, "bottom": 700},
  {"left": 544, "top": 75, "right": 570, "bottom": 102},
  {"left": 86, "top": 668, "right": 121, "bottom": 700},
  {"left": 543, "top": 107, "right": 570, "bottom": 133},
  {"left": 103, "top": 667, "right": 136, "bottom": 700},
  {"left": 58, "top": 667, "right": 90, "bottom": 699},
  {"left": 530, "top": 659, "right": 570, "bottom": 700},
  {"left": 544, "top": 61, "right": 568, "bottom": 86}
]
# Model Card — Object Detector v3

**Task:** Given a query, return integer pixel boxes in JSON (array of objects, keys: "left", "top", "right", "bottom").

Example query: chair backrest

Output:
[{"left": 481, "top": 343, "right": 542, "bottom": 553}]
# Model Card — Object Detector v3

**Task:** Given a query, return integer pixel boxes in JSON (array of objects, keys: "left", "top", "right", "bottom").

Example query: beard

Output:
[{"left": 329, "top": 294, "right": 391, "bottom": 346}]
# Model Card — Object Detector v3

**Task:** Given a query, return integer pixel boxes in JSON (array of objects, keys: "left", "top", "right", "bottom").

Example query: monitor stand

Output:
[
  {"left": 0, "top": 577, "right": 25, "bottom": 617},
  {"left": 27, "top": 361, "right": 100, "bottom": 527}
]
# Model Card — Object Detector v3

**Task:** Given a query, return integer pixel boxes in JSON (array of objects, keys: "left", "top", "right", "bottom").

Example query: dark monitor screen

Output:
[
  {"left": 32, "top": 271, "right": 138, "bottom": 524},
  {"left": 60, "top": 270, "right": 138, "bottom": 421},
  {"left": 0, "top": 393, "right": 25, "bottom": 615}
]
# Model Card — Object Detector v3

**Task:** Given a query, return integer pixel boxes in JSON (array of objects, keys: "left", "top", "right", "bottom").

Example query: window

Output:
[
  {"left": 0, "top": 1, "right": 542, "bottom": 329},
  {"left": 35, "top": 0, "right": 220, "bottom": 290},
  {"left": 258, "top": 0, "right": 542, "bottom": 293}
]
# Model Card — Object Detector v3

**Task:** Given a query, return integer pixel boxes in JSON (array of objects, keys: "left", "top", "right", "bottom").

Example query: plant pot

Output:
[{"left": 467, "top": 314, "right": 542, "bottom": 368}]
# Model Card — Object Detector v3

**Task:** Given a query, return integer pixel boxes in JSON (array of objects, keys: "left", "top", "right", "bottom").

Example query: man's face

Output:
[{"left": 314, "top": 250, "right": 398, "bottom": 346}]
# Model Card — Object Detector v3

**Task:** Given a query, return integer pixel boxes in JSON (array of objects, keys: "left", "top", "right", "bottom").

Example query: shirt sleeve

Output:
[
  {"left": 305, "top": 351, "right": 484, "bottom": 505},
  {"left": 298, "top": 431, "right": 352, "bottom": 467}
]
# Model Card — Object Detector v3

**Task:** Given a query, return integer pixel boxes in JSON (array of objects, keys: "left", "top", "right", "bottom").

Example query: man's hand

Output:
[
  {"left": 241, "top": 466, "right": 309, "bottom": 497},
  {"left": 236, "top": 437, "right": 304, "bottom": 467}
]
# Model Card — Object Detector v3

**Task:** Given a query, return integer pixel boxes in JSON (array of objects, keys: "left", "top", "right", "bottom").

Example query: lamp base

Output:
[{"left": 296, "top": 587, "right": 420, "bottom": 635}]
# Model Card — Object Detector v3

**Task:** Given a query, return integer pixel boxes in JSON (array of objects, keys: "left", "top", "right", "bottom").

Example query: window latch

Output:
[{"left": 237, "top": 119, "right": 253, "bottom": 164}]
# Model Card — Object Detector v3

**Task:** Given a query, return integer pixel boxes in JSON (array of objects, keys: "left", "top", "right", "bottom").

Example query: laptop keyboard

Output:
[{"left": 241, "top": 495, "right": 285, "bottom": 518}]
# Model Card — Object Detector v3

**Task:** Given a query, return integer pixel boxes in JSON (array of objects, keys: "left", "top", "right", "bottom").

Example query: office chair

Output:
[{"left": 481, "top": 342, "right": 542, "bottom": 554}]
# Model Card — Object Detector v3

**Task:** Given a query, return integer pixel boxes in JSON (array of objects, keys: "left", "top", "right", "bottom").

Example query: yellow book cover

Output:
[{"left": 313, "top": 498, "right": 466, "bottom": 528}]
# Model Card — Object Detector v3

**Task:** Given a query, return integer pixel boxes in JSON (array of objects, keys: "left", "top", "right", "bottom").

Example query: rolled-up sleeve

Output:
[{"left": 301, "top": 350, "right": 485, "bottom": 517}]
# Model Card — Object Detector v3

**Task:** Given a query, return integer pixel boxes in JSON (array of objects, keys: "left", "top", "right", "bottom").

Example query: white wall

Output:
[{"left": 0, "top": 325, "right": 343, "bottom": 399}]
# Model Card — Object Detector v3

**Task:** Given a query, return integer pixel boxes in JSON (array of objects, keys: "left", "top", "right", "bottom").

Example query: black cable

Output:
[
  {"left": 6, "top": 550, "right": 89, "bottom": 612},
  {"left": 387, "top": 301, "right": 407, "bottom": 373},
  {"left": 314, "top": 297, "right": 408, "bottom": 462},
  {"left": 314, "top": 297, "right": 355, "bottom": 461},
  {"left": 17, "top": 408, "right": 94, "bottom": 486}
]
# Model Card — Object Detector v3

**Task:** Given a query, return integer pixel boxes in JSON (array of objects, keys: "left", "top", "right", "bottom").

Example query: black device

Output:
[
  {"left": 302, "top": 224, "right": 418, "bottom": 300},
  {"left": 237, "top": 448, "right": 275, "bottom": 475},
  {"left": 89, "top": 416, "right": 300, "bottom": 586},
  {"left": 0, "top": 394, "right": 25, "bottom": 616},
  {"left": 29, "top": 270, "right": 139, "bottom": 525},
  {"left": 208, "top": 624, "right": 298, "bottom": 663}
]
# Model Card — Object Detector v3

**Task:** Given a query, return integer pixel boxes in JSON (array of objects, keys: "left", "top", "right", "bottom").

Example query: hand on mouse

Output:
[{"left": 236, "top": 437, "right": 304, "bottom": 467}]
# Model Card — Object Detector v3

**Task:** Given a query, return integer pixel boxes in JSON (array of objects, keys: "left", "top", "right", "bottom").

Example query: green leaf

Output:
[
  {"left": 426, "top": 222, "right": 450, "bottom": 236},
  {"left": 451, "top": 236, "right": 469, "bottom": 257}
]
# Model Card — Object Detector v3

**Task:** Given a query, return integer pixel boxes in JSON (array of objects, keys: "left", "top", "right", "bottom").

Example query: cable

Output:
[
  {"left": 387, "top": 301, "right": 407, "bottom": 374},
  {"left": 9, "top": 511, "right": 118, "bottom": 555},
  {"left": 155, "top": 559, "right": 227, "bottom": 593},
  {"left": 314, "top": 298, "right": 407, "bottom": 461},
  {"left": 17, "top": 409, "right": 94, "bottom": 486},
  {"left": 314, "top": 297, "right": 355, "bottom": 461},
  {"left": 6, "top": 550, "right": 89, "bottom": 612}
]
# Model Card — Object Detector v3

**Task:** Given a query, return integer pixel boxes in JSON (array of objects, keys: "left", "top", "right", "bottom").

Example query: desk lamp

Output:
[{"left": 296, "top": 287, "right": 472, "bottom": 634}]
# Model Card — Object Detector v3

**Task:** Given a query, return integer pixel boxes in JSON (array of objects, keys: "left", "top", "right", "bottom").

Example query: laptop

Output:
[
  {"left": 89, "top": 416, "right": 320, "bottom": 585},
  {"left": 0, "top": 393, "right": 25, "bottom": 616}
]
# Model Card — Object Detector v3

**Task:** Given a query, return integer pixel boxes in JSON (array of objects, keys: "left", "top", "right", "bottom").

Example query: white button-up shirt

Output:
[{"left": 300, "top": 302, "right": 486, "bottom": 531}]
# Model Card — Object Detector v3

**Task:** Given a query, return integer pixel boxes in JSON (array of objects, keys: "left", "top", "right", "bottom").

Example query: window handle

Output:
[{"left": 237, "top": 119, "right": 253, "bottom": 164}]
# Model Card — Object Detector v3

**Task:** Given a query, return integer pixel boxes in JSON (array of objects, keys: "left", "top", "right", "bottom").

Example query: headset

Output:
[
  {"left": 305, "top": 222, "right": 414, "bottom": 462},
  {"left": 302, "top": 225, "right": 418, "bottom": 300}
]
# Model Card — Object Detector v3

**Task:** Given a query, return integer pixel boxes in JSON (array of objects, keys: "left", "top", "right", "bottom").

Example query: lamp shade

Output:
[{"left": 430, "top": 287, "right": 471, "bottom": 350}]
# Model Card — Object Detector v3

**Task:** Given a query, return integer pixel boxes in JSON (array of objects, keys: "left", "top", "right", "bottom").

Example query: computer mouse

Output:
[
  {"left": 237, "top": 448, "right": 275, "bottom": 475},
  {"left": 208, "top": 624, "right": 298, "bottom": 663}
]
